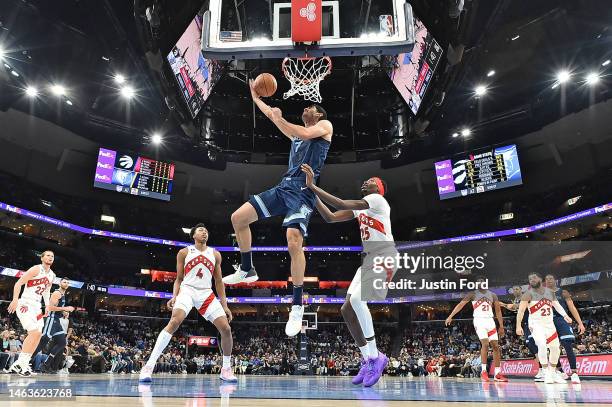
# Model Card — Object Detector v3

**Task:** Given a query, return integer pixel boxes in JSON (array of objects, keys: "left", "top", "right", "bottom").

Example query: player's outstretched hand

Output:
[
  {"left": 516, "top": 326, "right": 524, "bottom": 336},
  {"left": 444, "top": 317, "right": 452, "bottom": 326},
  {"left": 167, "top": 297, "right": 176, "bottom": 310},
  {"left": 564, "top": 315, "right": 573, "bottom": 324},
  {"left": 498, "top": 326, "right": 505, "bottom": 338},
  {"left": 7, "top": 299, "right": 17, "bottom": 314},
  {"left": 223, "top": 305, "right": 233, "bottom": 323},
  {"left": 248, "top": 79, "right": 260, "bottom": 100},
  {"left": 301, "top": 164, "right": 315, "bottom": 188}
]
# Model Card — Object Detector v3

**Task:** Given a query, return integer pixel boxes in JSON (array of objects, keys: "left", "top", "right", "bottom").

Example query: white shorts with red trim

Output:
[
  {"left": 174, "top": 285, "right": 225, "bottom": 323},
  {"left": 529, "top": 320, "right": 559, "bottom": 348},
  {"left": 16, "top": 299, "right": 44, "bottom": 332},
  {"left": 473, "top": 317, "right": 498, "bottom": 341}
]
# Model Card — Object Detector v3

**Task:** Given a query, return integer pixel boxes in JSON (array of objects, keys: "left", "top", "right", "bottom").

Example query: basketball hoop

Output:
[{"left": 282, "top": 56, "right": 332, "bottom": 103}]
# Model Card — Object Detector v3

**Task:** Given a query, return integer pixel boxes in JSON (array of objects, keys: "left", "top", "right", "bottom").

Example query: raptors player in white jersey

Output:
[
  {"left": 139, "top": 224, "right": 236, "bottom": 383},
  {"left": 302, "top": 163, "right": 392, "bottom": 388},
  {"left": 445, "top": 278, "right": 507, "bottom": 382},
  {"left": 7, "top": 250, "right": 68, "bottom": 376},
  {"left": 516, "top": 272, "right": 572, "bottom": 384}
]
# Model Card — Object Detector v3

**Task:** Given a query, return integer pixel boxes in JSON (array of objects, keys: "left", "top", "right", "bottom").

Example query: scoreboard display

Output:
[
  {"left": 94, "top": 148, "right": 174, "bottom": 201},
  {"left": 435, "top": 144, "right": 523, "bottom": 200}
]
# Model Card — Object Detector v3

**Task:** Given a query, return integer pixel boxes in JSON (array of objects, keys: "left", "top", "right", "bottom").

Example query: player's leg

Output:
[
  {"left": 229, "top": 202, "right": 258, "bottom": 277},
  {"left": 554, "top": 317, "right": 579, "bottom": 382},
  {"left": 285, "top": 226, "right": 307, "bottom": 337},
  {"left": 478, "top": 338, "right": 490, "bottom": 380},
  {"left": 212, "top": 316, "right": 237, "bottom": 382},
  {"left": 42, "top": 333, "right": 67, "bottom": 373},
  {"left": 348, "top": 285, "right": 387, "bottom": 387},
  {"left": 32, "top": 317, "right": 53, "bottom": 360},
  {"left": 139, "top": 305, "right": 188, "bottom": 382},
  {"left": 225, "top": 187, "right": 285, "bottom": 284},
  {"left": 524, "top": 324, "right": 543, "bottom": 380},
  {"left": 11, "top": 305, "right": 44, "bottom": 375},
  {"left": 546, "top": 331, "right": 565, "bottom": 383}
]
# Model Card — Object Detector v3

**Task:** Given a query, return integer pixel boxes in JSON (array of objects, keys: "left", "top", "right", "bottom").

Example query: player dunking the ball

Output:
[
  {"left": 445, "top": 278, "right": 508, "bottom": 382},
  {"left": 7, "top": 251, "right": 69, "bottom": 376},
  {"left": 139, "top": 224, "right": 236, "bottom": 383},
  {"left": 516, "top": 272, "right": 573, "bottom": 384},
  {"left": 223, "top": 79, "right": 333, "bottom": 337},
  {"left": 301, "top": 163, "right": 391, "bottom": 387}
]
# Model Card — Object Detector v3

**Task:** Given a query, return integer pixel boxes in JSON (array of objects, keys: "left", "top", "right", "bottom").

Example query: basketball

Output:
[{"left": 254, "top": 73, "right": 277, "bottom": 97}]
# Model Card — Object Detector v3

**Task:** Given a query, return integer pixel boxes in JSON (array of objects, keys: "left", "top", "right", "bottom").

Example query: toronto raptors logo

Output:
[
  {"left": 300, "top": 2, "right": 316, "bottom": 22},
  {"left": 19, "top": 305, "right": 28, "bottom": 313}
]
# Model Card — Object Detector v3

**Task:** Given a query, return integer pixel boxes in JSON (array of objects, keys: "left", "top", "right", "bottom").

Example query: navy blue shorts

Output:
[
  {"left": 523, "top": 322, "right": 533, "bottom": 343},
  {"left": 42, "top": 318, "right": 64, "bottom": 338},
  {"left": 553, "top": 316, "right": 575, "bottom": 341},
  {"left": 249, "top": 178, "right": 316, "bottom": 236}
]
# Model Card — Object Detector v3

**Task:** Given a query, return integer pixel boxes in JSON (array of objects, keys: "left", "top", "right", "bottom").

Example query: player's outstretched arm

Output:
[
  {"left": 515, "top": 292, "right": 531, "bottom": 334},
  {"left": 445, "top": 293, "right": 473, "bottom": 326},
  {"left": 213, "top": 250, "right": 232, "bottom": 322},
  {"left": 315, "top": 197, "right": 356, "bottom": 223},
  {"left": 168, "top": 249, "right": 187, "bottom": 309},
  {"left": 493, "top": 294, "right": 505, "bottom": 337},
  {"left": 7, "top": 266, "right": 39, "bottom": 313},
  {"left": 301, "top": 164, "right": 369, "bottom": 210},
  {"left": 272, "top": 116, "right": 333, "bottom": 141},
  {"left": 563, "top": 290, "right": 585, "bottom": 334}
]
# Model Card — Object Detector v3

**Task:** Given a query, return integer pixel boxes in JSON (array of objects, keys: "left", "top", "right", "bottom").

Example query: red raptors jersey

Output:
[
  {"left": 528, "top": 287, "right": 556, "bottom": 323},
  {"left": 353, "top": 194, "right": 394, "bottom": 242},
  {"left": 472, "top": 290, "right": 494, "bottom": 318},
  {"left": 182, "top": 245, "right": 216, "bottom": 290},
  {"left": 21, "top": 265, "right": 54, "bottom": 303}
]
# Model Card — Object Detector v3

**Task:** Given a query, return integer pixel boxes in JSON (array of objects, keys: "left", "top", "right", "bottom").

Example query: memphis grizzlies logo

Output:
[{"left": 299, "top": 204, "right": 313, "bottom": 219}]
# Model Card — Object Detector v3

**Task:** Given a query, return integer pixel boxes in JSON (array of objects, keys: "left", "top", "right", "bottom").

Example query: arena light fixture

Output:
[
  {"left": 415, "top": 227, "right": 427, "bottom": 233},
  {"left": 10, "top": 70, "right": 19, "bottom": 77},
  {"left": 499, "top": 212, "right": 514, "bottom": 221},
  {"left": 66, "top": 99, "right": 73, "bottom": 106},
  {"left": 114, "top": 73, "right": 126, "bottom": 84},
  {"left": 0, "top": 47, "right": 4, "bottom": 59},
  {"left": 120, "top": 85, "right": 136, "bottom": 99},
  {"left": 556, "top": 70, "right": 571, "bottom": 84},
  {"left": 452, "top": 132, "right": 459, "bottom": 138},
  {"left": 461, "top": 128, "right": 471, "bottom": 137},
  {"left": 25, "top": 86, "right": 38, "bottom": 97},
  {"left": 474, "top": 85, "right": 487, "bottom": 96},
  {"left": 585, "top": 72, "right": 600, "bottom": 86},
  {"left": 511, "top": 34, "right": 520, "bottom": 41},
  {"left": 182, "top": 227, "right": 191, "bottom": 234},
  {"left": 50, "top": 84, "right": 66, "bottom": 96},
  {"left": 566, "top": 196, "right": 581, "bottom": 206},
  {"left": 100, "top": 214, "right": 115, "bottom": 223},
  {"left": 487, "top": 70, "right": 495, "bottom": 77},
  {"left": 602, "top": 59, "right": 611, "bottom": 67},
  {"left": 151, "top": 133, "right": 163, "bottom": 145}
]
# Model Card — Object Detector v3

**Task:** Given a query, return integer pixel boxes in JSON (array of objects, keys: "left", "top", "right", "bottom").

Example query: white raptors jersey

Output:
[
  {"left": 527, "top": 287, "right": 556, "bottom": 324},
  {"left": 472, "top": 290, "right": 494, "bottom": 318},
  {"left": 181, "top": 245, "right": 216, "bottom": 290},
  {"left": 21, "top": 265, "right": 54, "bottom": 303},
  {"left": 353, "top": 194, "right": 394, "bottom": 242}
]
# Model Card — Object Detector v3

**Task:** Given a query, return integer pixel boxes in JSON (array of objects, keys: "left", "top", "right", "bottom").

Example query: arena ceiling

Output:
[{"left": 0, "top": 0, "right": 610, "bottom": 168}]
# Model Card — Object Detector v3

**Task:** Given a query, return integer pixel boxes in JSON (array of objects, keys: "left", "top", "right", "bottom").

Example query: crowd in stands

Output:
[{"left": 0, "top": 306, "right": 608, "bottom": 377}]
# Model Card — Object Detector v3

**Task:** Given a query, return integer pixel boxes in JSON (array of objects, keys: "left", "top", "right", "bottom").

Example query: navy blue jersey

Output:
[
  {"left": 283, "top": 137, "right": 330, "bottom": 179},
  {"left": 553, "top": 288, "right": 569, "bottom": 317},
  {"left": 49, "top": 290, "right": 67, "bottom": 320}
]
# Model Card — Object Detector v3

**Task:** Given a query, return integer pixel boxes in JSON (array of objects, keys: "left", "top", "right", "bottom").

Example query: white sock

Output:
[
  {"left": 367, "top": 339, "right": 378, "bottom": 359},
  {"left": 222, "top": 356, "right": 231, "bottom": 369},
  {"left": 494, "top": 367, "right": 500, "bottom": 375},
  {"left": 482, "top": 364, "right": 487, "bottom": 372},
  {"left": 146, "top": 330, "right": 172, "bottom": 368},
  {"left": 359, "top": 345, "right": 370, "bottom": 360},
  {"left": 17, "top": 352, "right": 31, "bottom": 366}
]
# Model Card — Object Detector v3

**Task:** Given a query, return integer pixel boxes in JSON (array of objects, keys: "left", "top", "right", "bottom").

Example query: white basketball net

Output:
[{"left": 282, "top": 57, "right": 332, "bottom": 103}]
